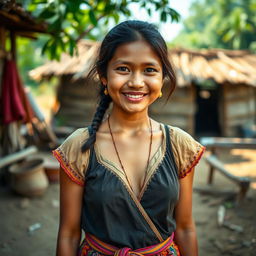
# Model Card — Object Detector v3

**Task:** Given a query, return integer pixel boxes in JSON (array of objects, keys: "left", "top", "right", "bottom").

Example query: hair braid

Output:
[{"left": 81, "top": 89, "right": 112, "bottom": 152}]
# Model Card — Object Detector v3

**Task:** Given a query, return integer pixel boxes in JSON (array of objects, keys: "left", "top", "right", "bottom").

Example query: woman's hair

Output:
[{"left": 81, "top": 20, "right": 176, "bottom": 152}]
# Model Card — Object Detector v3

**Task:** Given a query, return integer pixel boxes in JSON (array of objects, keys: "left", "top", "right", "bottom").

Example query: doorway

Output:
[{"left": 195, "top": 82, "right": 221, "bottom": 136}]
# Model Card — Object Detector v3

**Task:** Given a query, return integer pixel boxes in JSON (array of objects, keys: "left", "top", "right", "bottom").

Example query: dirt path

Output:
[{"left": 0, "top": 149, "right": 256, "bottom": 256}]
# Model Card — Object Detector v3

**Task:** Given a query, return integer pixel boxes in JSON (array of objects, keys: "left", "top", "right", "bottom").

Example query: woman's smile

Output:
[{"left": 122, "top": 91, "right": 148, "bottom": 102}]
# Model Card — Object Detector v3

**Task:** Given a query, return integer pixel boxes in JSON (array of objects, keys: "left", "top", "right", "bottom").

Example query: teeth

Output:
[{"left": 125, "top": 94, "right": 144, "bottom": 99}]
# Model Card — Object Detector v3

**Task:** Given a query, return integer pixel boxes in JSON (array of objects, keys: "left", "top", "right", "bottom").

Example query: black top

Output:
[{"left": 81, "top": 124, "right": 179, "bottom": 249}]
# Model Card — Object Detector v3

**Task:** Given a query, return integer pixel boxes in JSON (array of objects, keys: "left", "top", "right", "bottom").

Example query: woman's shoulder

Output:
[
  {"left": 167, "top": 125, "right": 196, "bottom": 144},
  {"left": 62, "top": 127, "right": 90, "bottom": 146},
  {"left": 165, "top": 124, "right": 206, "bottom": 179},
  {"left": 52, "top": 127, "right": 91, "bottom": 186}
]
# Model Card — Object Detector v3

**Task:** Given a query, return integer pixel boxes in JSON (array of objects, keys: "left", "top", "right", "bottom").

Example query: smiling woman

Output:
[{"left": 52, "top": 20, "right": 205, "bottom": 256}]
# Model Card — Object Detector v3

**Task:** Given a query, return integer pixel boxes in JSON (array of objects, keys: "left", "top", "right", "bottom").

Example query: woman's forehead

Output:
[{"left": 110, "top": 40, "right": 162, "bottom": 65}]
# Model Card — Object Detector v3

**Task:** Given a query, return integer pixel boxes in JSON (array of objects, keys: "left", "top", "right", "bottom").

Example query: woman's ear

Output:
[{"left": 101, "top": 77, "right": 107, "bottom": 86}]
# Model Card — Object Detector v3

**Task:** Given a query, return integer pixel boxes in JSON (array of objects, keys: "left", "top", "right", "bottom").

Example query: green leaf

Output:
[
  {"left": 41, "top": 39, "right": 51, "bottom": 55},
  {"left": 89, "top": 10, "right": 97, "bottom": 26},
  {"left": 168, "top": 8, "right": 180, "bottom": 22},
  {"left": 66, "top": 0, "right": 81, "bottom": 13},
  {"left": 112, "top": 13, "right": 120, "bottom": 23},
  {"left": 69, "top": 38, "right": 76, "bottom": 56},
  {"left": 38, "top": 9, "right": 56, "bottom": 19},
  {"left": 48, "top": 16, "right": 62, "bottom": 32},
  {"left": 160, "top": 11, "right": 167, "bottom": 22},
  {"left": 50, "top": 41, "right": 57, "bottom": 60},
  {"left": 104, "top": 3, "right": 116, "bottom": 13}
]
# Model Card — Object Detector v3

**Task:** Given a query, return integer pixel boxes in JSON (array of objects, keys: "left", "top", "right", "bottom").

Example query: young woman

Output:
[{"left": 53, "top": 20, "right": 205, "bottom": 256}]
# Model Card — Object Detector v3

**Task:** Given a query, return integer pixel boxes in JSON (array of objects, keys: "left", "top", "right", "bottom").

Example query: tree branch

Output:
[{"left": 76, "top": 14, "right": 105, "bottom": 42}]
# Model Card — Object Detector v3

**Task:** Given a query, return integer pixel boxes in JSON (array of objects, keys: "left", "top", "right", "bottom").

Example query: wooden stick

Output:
[{"left": 0, "top": 146, "right": 37, "bottom": 169}]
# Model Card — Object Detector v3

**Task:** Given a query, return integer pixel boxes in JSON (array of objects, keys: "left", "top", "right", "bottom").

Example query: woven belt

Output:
[{"left": 85, "top": 233, "right": 174, "bottom": 256}]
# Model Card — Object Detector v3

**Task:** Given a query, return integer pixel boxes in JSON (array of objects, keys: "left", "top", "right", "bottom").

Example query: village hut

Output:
[
  {"left": 0, "top": 1, "right": 47, "bottom": 156},
  {"left": 29, "top": 40, "right": 256, "bottom": 137}
]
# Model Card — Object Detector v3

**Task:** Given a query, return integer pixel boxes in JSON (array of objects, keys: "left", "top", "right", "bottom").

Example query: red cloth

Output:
[{"left": 1, "top": 59, "right": 34, "bottom": 125}]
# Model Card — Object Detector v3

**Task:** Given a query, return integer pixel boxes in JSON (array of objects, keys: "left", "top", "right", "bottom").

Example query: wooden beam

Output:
[
  {"left": 0, "top": 10, "right": 46, "bottom": 33},
  {"left": 15, "top": 31, "right": 38, "bottom": 40},
  {"left": 0, "top": 146, "right": 38, "bottom": 169}
]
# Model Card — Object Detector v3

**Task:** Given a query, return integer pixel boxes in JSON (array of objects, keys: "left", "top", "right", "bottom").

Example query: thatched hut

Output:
[{"left": 30, "top": 40, "right": 256, "bottom": 137}]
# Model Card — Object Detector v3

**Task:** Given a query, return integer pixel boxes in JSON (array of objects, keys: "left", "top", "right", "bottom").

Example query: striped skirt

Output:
[{"left": 78, "top": 233, "right": 180, "bottom": 256}]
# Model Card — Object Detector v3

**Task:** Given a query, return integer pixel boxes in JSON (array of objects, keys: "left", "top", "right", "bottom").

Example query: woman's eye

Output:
[
  {"left": 116, "top": 67, "right": 129, "bottom": 72},
  {"left": 145, "top": 67, "right": 157, "bottom": 73}
]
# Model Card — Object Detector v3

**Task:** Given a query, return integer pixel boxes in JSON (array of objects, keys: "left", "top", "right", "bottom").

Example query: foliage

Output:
[
  {"left": 16, "top": 37, "right": 47, "bottom": 87},
  {"left": 20, "top": 0, "right": 180, "bottom": 60},
  {"left": 171, "top": 0, "right": 256, "bottom": 51}
]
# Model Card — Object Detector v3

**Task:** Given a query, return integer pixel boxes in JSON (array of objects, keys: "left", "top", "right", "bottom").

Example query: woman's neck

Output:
[{"left": 108, "top": 108, "right": 151, "bottom": 134}]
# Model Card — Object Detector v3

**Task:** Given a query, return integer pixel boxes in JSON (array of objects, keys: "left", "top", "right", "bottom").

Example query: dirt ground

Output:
[{"left": 0, "top": 147, "right": 256, "bottom": 256}]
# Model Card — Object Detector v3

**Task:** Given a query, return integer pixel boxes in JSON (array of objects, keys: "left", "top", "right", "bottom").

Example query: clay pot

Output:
[
  {"left": 45, "top": 166, "right": 59, "bottom": 183},
  {"left": 9, "top": 158, "right": 49, "bottom": 197}
]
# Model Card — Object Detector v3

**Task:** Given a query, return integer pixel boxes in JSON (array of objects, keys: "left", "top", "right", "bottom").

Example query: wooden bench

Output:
[
  {"left": 205, "top": 154, "right": 251, "bottom": 202},
  {"left": 200, "top": 137, "right": 256, "bottom": 202}
]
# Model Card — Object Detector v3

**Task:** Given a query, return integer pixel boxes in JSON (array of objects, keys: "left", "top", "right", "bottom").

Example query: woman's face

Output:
[{"left": 102, "top": 40, "right": 163, "bottom": 115}]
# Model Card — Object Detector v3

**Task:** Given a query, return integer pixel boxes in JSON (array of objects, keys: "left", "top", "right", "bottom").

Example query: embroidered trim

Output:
[
  {"left": 79, "top": 233, "right": 180, "bottom": 256},
  {"left": 52, "top": 148, "right": 85, "bottom": 186},
  {"left": 94, "top": 145, "right": 130, "bottom": 188},
  {"left": 179, "top": 145, "right": 206, "bottom": 179}
]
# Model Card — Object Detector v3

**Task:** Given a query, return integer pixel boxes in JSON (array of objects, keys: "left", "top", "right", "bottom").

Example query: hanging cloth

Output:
[{"left": 1, "top": 59, "right": 34, "bottom": 125}]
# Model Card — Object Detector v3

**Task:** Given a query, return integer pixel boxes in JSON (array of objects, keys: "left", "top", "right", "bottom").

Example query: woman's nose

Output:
[{"left": 128, "top": 73, "right": 144, "bottom": 88}]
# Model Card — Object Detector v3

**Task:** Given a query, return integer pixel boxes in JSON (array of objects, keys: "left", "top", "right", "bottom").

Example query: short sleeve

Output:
[
  {"left": 52, "top": 128, "right": 90, "bottom": 186},
  {"left": 169, "top": 126, "right": 206, "bottom": 179}
]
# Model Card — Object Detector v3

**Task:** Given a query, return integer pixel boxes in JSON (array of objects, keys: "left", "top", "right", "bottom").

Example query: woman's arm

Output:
[
  {"left": 174, "top": 168, "right": 198, "bottom": 256},
  {"left": 56, "top": 167, "right": 84, "bottom": 256}
]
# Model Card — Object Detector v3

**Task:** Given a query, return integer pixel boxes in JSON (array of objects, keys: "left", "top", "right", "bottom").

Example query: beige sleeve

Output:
[
  {"left": 169, "top": 126, "right": 206, "bottom": 179},
  {"left": 52, "top": 128, "right": 90, "bottom": 186}
]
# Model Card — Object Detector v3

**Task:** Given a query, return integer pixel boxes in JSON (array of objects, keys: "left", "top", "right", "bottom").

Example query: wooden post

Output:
[
  {"left": 10, "top": 30, "right": 16, "bottom": 61},
  {"left": 254, "top": 88, "right": 256, "bottom": 124},
  {"left": 0, "top": 26, "right": 6, "bottom": 52},
  {"left": 0, "top": 26, "right": 6, "bottom": 94},
  {"left": 207, "top": 147, "right": 216, "bottom": 184},
  {"left": 222, "top": 83, "right": 228, "bottom": 136}
]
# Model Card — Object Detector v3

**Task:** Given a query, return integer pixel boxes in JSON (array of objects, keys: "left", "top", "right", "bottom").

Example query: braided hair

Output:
[
  {"left": 81, "top": 20, "right": 176, "bottom": 152},
  {"left": 81, "top": 87, "right": 111, "bottom": 152}
]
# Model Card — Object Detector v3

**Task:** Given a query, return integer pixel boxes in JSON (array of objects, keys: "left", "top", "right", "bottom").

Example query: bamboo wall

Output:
[
  {"left": 54, "top": 76, "right": 98, "bottom": 128},
  {"left": 150, "top": 84, "right": 195, "bottom": 135},
  {"left": 222, "top": 83, "right": 256, "bottom": 136}
]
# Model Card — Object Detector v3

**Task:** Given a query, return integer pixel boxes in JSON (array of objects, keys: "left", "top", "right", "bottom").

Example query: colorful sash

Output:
[{"left": 80, "top": 233, "right": 177, "bottom": 256}]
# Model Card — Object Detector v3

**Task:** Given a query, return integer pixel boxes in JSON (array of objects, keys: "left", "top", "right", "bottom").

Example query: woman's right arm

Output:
[{"left": 56, "top": 167, "right": 84, "bottom": 256}]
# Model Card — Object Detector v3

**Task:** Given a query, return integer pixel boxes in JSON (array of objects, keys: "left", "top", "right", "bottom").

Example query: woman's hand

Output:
[
  {"left": 56, "top": 168, "right": 84, "bottom": 256},
  {"left": 174, "top": 168, "right": 198, "bottom": 256}
]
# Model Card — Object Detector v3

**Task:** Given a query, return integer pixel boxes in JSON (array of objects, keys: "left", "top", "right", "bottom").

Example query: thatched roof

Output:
[
  {"left": 29, "top": 40, "right": 256, "bottom": 87},
  {"left": 0, "top": 0, "right": 47, "bottom": 36},
  {"left": 30, "top": 40, "right": 100, "bottom": 81},
  {"left": 172, "top": 48, "right": 256, "bottom": 87}
]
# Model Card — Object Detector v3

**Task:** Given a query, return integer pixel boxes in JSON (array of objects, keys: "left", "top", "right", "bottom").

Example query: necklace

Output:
[{"left": 107, "top": 116, "right": 153, "bottom": 196}]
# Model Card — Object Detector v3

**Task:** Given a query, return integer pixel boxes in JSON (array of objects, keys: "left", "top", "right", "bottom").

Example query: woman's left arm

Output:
[{"left": 174, "top": 168, "right": 198, "bottom": 256}]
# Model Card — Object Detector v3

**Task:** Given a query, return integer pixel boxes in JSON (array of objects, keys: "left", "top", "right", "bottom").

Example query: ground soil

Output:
[{"left": 0, "top": 147, "right": 256, "bottom": 256}]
